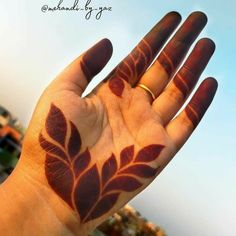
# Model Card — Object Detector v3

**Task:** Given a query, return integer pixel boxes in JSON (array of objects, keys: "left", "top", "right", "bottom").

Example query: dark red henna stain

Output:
[
  {"left": 73, "top": 149, "right": 91, "bottom": 178},
  {"left": 118, "top": 62, "right": 132, "bottom": 81},
  {"left": 68, "top": 121, "right": 81, "bottom": 159},
  {"left": 185, "top": 106, "right": 199, "bottom": 128},
  {"left": 120, "top": 145, "right": 134, "bottom": 169},
  {"left": 135, "top": 50, "right": 147, "bottom": 77},
  {"left": 84, "top": 193, "right": 119, "bottom": 222},
  {"left": 135, "top": 144, "right": 164, "bottom": 163},
  {"left": 39, "top": 133, "right": 69, "bottom": 162},
  {"left": 46, "top": 104, "right": 67, "bottom": 147},
  {"left": 40, "top": 104, "right": 165, "bottom": 223},
  {"left": 123, "top": 57, "right": 135, "bottom": 78},
  {"left": 143, "top": 12, "right": 181, "bottom": 54},
  {"left": 173, "top": 38, "right": 215, "bottom": 98},
  {"left": 119, "top": 164, "right": 159, "bottom": 178},
  {"left": 103, "top": 176, "right": 142, "bottom": 193},
  {"left": 185, "top": 78, "right": 217, "bottom": 128},
  {"left": 108, "top": 77, "right": 125, "bottom": 97},
  {"left": 102, "top": 154, "right": 117, "bottom": 187},
  {"left": 74, "top": 165, "right": 101, "bottom": 221},
  {"left": 173, "top": 73, "right": 191, "bottom": 99},
  {"left": 158, "top": 52, "right": 175, "bottom": 76},
  {"left": 106, "top": 12, "right": 181, "bottom": 96},
  {"left": 45, "top": 154, "right": 74, "bottom": 208},
  {"left": 158, "top": 12, "right": 207, "bottom": 77},
  {"left": 107, "top": 40, "right": 150, "bottom": 97},
  {"left": 117, "top": 67, "right": 129, "bottom": 82},
  {"left": 139, "top": 41, "right": 152, "bottom": 63},
  {"left": 81, "top": 39, "right": 113, "bottom": 82}
]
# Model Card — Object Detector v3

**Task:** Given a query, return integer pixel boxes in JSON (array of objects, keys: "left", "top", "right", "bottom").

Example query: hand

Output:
[{"left": 0, "top": 12, "right": 217, "bottom": 235}]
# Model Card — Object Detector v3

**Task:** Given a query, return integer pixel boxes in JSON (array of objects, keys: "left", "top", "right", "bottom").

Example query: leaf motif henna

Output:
[
  {"left": 39, "top": 133, "right": 69, "bottom": 162},
  {"left": 45, "top": 154, "right": 74, "bottom": 208},
  {"left": 68, "top": 121, "right": 81, "bottom": 159},
  {"left": 120, "top": 145, "right": 134, "bottom": 169},
  {"left": 118, "top": 164, "right": 159, "bottom": 178},
  {"left": 40, "top": 104, "right": 165, "bottom": 223},
  {"left": 108, "top": 77, "right": 125, "bottom": 97},
  {"left": 103, "top": 176, "right": 142, "bottom": 193},
  {"left": 74, "top": 165, "right": 101, "bottom": 221},
  {"left": 84, "top": 193, "right": 120, "bottom": 222},
  {"left": 46, "top": 104, "right": 67, "bottom": 147},
  {"left": 108, "top": 39, "right": 154, "bottom": 97},
  {"left": 102, "top": 154, "right": 117, "bottom": 187},
  {"left": 73, "top": 148, "right": 91, "bottom": 178},
  {"left": 135, "top": 144, "right": 164, "bottom": 163}
]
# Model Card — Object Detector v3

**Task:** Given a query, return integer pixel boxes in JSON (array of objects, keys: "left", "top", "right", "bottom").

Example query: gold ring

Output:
[{"left": 137, "top": 84, "right": 156, "bottom": 101}]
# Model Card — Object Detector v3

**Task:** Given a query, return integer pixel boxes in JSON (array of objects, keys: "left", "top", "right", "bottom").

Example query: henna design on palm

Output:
[{"left": 39, "top": 104, "right": 164, "bottom": 223}]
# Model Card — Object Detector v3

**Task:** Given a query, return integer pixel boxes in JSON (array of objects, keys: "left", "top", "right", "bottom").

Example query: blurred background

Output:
[{"left": 0, "top": 0, "right": 235, "bottom": 235}]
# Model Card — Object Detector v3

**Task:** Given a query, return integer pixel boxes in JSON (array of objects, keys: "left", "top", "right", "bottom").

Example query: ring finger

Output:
[
  {"left": 136, "top": 11, "right": 207, "bottom": 101},
  {"left": 153, "top": 38, "right": 215, "bottom": 125}
]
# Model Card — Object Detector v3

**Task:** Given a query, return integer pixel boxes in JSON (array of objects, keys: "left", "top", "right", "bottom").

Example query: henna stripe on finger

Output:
[
  {"left": 173, "top": 38, "right": 215, "bottom": 99},
  {"left": 174, "top": 73, "right": 191, "bottom": 98},
  {"left": 185, "top": 78, "right": 218, "bottom": 128},
  {"left": 185, "top": 105, "right": 199, "bottom": 128},
  {"left": 106, "top": 12, "right": 181, "bottom": 97},
  {"left": 153, "top": 38, "right": 215, "bottom": 125},
  {"left": 138, "top": 12, "right": 209, "bottom": 100},
  {"left": 166, "top": 78, "right": 217, "bottom": 149},
  {"left": 158, "top": 12, "right": 208, "bottom": 77}
]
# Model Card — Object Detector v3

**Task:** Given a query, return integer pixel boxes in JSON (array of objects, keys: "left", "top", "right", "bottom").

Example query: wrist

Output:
[{"left": 0, "top": 157, "right": 87, "bottom": 236}]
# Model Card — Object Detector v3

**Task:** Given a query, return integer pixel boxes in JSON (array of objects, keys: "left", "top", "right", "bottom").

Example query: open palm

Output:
[{"left": 19, "top": 12, "right": 217, "bottom": 234}]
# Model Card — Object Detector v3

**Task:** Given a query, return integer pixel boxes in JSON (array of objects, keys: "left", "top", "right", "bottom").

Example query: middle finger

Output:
[{"left": 137, "top": 12, "right": 207, "bottom": 99}]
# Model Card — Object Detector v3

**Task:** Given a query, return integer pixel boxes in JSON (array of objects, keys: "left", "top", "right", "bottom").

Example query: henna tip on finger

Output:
[
  {"left": 82, "top": 38, "right": 113, "bottom": 81},
  {"left": 197, "top": 38, "right": 216, "bottom": 51},
  {"left": 166, "top": 11, "right": 182, "bottom": 20},
  {"left": 98, "top": 38, "right": 113, "bottom": 57},
  {"left": 190, "top": 11, "right": 207, "bottom": 20},
  {"left": 185, "top": 77, "right": 218, "bottom": 128},
  {"left": 188, "top": 11, "right": 208, "bottom": 25},
  {"left": 195, "top": 38, "right": 216, "bottom": 57},
  {"left": 165, "top": 11, "right": 182, "bottom": 25},
  {"left": 197, "top": 78, "right": 218, "bottom": 106},
  {"left": 204, "top": 77, "right": 218, "bottom": 92}
]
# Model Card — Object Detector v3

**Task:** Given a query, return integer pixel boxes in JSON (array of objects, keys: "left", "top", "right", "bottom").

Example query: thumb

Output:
[{"left": 54, "top": 38, "right": 113, "bottom": 96}]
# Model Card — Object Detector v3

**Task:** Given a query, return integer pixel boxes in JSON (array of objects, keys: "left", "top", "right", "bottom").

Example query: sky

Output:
[{"left": 0, "top": 0, "right": 235, "bottom": 235}]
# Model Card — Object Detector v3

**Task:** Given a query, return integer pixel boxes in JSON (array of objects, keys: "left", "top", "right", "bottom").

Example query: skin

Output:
[{"left": 0, "top": 11, "right": 217, "bottom": 236}]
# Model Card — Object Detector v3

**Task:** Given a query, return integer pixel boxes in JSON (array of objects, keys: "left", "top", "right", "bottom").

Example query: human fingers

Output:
[
  {"left": 106, "top": 12, "right": 181, "bottom": 97},
  {"left": 137, "top": 12, "right": 208, "bottom": 101},
  {"left": 166, "top": 78, "right": 218, "bottom": 149},
  {"left": 55, "top": 39, "right": 113, "bottom": 96},
  {"left": 153, "top": 38, "right": 215, "bottom": 125}
]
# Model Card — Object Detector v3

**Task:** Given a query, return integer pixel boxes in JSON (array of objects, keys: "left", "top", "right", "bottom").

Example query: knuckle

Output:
[
  {"left": 164, "top": 87, "right": 184, "bottom": 105},
  {"left": 179, "top": 114, "right": 194, "bottom": 129}
]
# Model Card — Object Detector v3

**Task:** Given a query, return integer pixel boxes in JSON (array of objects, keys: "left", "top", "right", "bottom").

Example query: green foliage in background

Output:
[{"left": 0, "top": 148, "right": 18, "bottom": 169}]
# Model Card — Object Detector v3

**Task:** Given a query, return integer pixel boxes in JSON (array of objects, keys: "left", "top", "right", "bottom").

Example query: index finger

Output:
[{"left": 105, "top": 12, "right": 181, "bottom": 95}]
